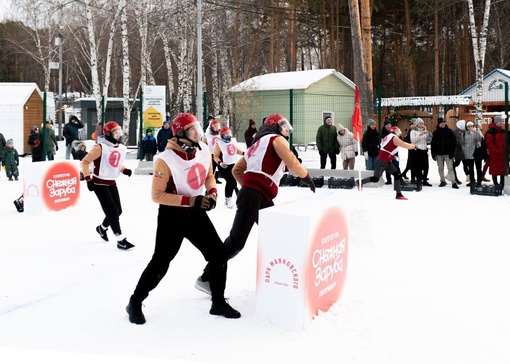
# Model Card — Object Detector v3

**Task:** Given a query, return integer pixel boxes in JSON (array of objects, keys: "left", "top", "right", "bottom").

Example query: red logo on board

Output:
[
  {"left": 306, "top": 207, "right": 348, "bottom": 316},
  {"left": 42, "top": 162, "right": 80, "bottom": 211}
]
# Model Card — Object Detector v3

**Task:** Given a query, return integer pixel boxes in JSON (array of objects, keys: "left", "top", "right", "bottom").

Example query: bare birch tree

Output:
[
  {"left": 467, "top": 0, "right": 491, "bottom": 127},
  {"left": 120, "top": 0, "right": 131, "bottom": 132},
  {"left": 7, "top": 0, "right": 60, "bottom": 92}
]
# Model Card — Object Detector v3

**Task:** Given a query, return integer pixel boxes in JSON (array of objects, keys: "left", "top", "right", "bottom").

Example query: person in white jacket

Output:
[
  {"left": 336, "top": 124, "right": 358, "bottom": 170},
  {"left": 410, "top": 118, "right": 433, "bottom": 186}
]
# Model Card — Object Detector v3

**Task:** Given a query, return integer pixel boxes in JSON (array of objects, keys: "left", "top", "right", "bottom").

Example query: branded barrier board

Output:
[
  {"left": 24, "top": 160, "right": 81, "bottom": 214},
  {"left": 256, "top": 193, "right": 348, "bottom": 329}
]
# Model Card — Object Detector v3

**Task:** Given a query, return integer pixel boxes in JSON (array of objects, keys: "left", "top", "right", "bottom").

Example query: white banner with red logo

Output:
[
  {"left": 256, "top": 193, "right": 349, "bottom": 329},
  {"left": 23, "top": 161, "right": 81, "bottom": 214}
]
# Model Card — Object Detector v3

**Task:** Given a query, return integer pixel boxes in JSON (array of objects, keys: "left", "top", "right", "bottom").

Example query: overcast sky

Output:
[{"left": 0, "top": 0, "right": 11, "bottom": 21}]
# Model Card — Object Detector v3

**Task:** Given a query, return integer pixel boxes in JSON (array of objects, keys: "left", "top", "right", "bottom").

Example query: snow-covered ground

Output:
[{"left": 1, "top": 140, "right": 509, "bottom": 363}]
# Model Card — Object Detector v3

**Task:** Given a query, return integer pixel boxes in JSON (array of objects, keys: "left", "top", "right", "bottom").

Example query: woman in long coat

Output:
[{"left": 485, "top": 115, "right": 509, "bottom": 187}]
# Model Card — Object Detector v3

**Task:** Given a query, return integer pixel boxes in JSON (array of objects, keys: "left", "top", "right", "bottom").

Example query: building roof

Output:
[
  {"left": 229, "top": 69, "right": 355, "bottom": 92},
  {"left": 460, "top": 68, "right": 510, "bottom": 95},
  {"left": 0, "top": 82, "right": 43, "bottom": 106},
  {"left": 376, "top": 95, "right": 472, "bottom": 107}
]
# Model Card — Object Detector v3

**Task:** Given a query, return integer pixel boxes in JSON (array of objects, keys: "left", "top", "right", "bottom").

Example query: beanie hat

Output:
[
  {"left": 456, "top": 120, "right": 466, "bottom": 131},
  {"left": 494, "top": 115, "right": 502, "bottom": 124},
  {"left": 368, "top": 119, "right": 376, "bottom": 126},
  {"left": 466, "top": 121, "right": 474, "bottom": 128},
  {"left": 337, "top": 124, "right": 345, "bottom": 132},
  {"left": 437, "top": 117, "right": 445, "bottom": 124},
  {"left": 415, "top": 118, "right": 424, "bottom": 125},
  {"left": 163, "top": 120, "right": 170, "bottom": 126},
  {"left": 7, "top": 139, "right": 13, "bottom": 144},
  {"left": 146, "top": 128, "right": 152, "bottom": 134},
  {"left": 384, "top": 119, "right": 391, "bottom": 126},
  {"left": 249, "top": 119, "right": 256, "bottom": 126}
]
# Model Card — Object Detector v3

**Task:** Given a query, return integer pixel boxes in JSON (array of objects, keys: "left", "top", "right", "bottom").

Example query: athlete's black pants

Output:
[
  {"left": 93, "top": 184, "right": 123, "bottom": 236},
  {"left": 132, "top": 205, "right": 228, "bottom": 302}
]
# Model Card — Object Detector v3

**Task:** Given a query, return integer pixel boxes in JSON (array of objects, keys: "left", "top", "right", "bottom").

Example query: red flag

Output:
[{"left": 351, "top": 85, "right": 363, "bottom": 141}]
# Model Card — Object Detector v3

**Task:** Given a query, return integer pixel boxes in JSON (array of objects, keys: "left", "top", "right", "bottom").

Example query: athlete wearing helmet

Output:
[
  {"left": 202, "top": 117, "right": 223, "bottom": 184},
  {"left": 126, "top": 113, "right": 241, "bottom": 325},
  {"left": 356, "top": 125, "right": 417, "bottom": 200},
  {"left": 194, "top": 113, "right": 315, "bottom": 295},
  {"left": 214, "top": 126, "right": 244, "bottom": 208},
  {"left": 81, "top": 121, "right": 134, "bottom": 250}
]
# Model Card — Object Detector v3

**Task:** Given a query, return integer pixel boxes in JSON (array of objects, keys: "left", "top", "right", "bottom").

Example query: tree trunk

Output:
[{"left": 467, "top": 0, "right": 491, "bottom": 127}]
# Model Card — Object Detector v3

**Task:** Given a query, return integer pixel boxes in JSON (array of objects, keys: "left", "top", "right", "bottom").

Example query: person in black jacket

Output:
[
  {"left": 156, "top": 118, "right": 174, "bottom": 153},
  {"left": 27, "top": 126, "right": 43, "bottom": 162},
  {"left": 361, "top": 119, "right": 379, "bottom": 171},
  {"left": 63, "top": 115, "right": 84, "bottom": 160},
  {"left": 142, "top": 128, "right": 158, "bottom": 161},
  {"left": 430, "top": 117, "right": 457, "bottom": 188}
]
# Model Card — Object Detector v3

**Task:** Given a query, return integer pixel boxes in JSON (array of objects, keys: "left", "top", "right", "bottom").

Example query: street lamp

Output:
[{"left": 55, "top": 32, "right": 63, "bottom": 140}]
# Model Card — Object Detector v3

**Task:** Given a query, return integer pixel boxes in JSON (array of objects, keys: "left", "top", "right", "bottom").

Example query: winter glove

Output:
[
  {"left": 355, "top": 152, "right": 358, "bottom": 156},
  {"left": 448, "top": 154, "right": 454, "bottom": 159},
  {"left": 364, "top": 152, "right": 368, "bottom": 160},
  {"left": 300, "top": 173, "right": 316, "bottom": 193},
  {"left": 56, "top": 145, "right": 59, "bottom": 151},
  {"left": 123, "top": 168, "right": 132, "bottom": 177},
  {"left": 220, "top": 162, "right": 228, "bottom": 168},
  {"left": 87, "top": 180, "right": 95, "bottom": 192},
  {"left": 190, "top": 195, "right": 216, "bottom": 211}
]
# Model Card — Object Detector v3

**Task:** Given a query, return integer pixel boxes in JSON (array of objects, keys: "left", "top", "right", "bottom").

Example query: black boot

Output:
[
  {"left": 126, "top": 298, "right": 146, "bottom": 324},
  {"left": 210, "top": 299, "right": 241, "bottom": 319}
]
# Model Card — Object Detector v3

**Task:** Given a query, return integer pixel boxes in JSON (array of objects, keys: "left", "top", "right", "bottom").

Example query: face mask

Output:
[{"left": 221, "top": 135, "right": 231, "bottom": 143}]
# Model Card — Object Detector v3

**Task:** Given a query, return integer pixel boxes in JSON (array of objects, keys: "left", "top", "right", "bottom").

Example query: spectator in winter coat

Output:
[
  {"left": 75, "top": 142, "right": 88, "bottom": 161},
  {"left": 63, "top": 115, "right": 84, "bottom": 160},
  {"left": 485, "top": 115, "right": 509, "bottom": 187},
  {"left": 244, "top": 119, "right": 257, "bottom": 148},
  {"left": 27, "top": 126, "right": 43, "bottom": 162},
  {"left": 43, "top": 120, "right": 58, "bottom": 160},
  {"left": 156, "top": 118, "right": 174, "bottom": 153},
  {"left": 453, "top": 120, "right": 467, "bottom": 184},
  {"left": 142, "top": 128, "right": 158, "bottom": 161},
  {"left": 430, "top": 117, "right": 457, "bottom": 189},
  {"left": 336, "top": 124, "right": 358, "bottom": 170},
  {"left": 1, "top": 139, "right": 19, "bottom": 180},
  {"left": 361, "top": 119, "right": 379, "bottom": 171},
  {"left": 410, "top": 118, "right": 432, "bottom": 186},
  {"left": 463, "top": 121, "right": 482, "bottom": 187},
  {"left": 316, "top": 116, "right": 339, "bottom": 169},
  {"left": 0, "top": 131, "right": 6, "bottom": 171}
]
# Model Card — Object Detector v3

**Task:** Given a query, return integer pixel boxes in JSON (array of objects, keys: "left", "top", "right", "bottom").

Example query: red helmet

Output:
[
  {"left": 264, "top": 114, "right": 285, "bottom": 127},
  {"left": 264, "top": 114, "right": 293, "bottom": 136},
  {"left": 103, "top": 121, "right": 121, "bottom": 136},
  {"left": 172, "top": 113, "right": 203, "bottom": 140},
  {"left": 390, "top": 126, "right": 402, "bottom": 136},
  {"left": 209, "top": 118, "right": 220, "bottom": 132},
  {"left": 220, "top": 126, "right": 231, "bottom": 136},
  {"left": 172, "top": 113, "right": 197, "bottom": 136}
]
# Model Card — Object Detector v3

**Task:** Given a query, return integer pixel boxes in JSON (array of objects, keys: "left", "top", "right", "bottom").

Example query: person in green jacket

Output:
[
  {"left": 43, "top": 120, "right": 58, "bottom": 160},
  {"left": 316, "top": 116, "right": 339, "bottom": 169}
]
